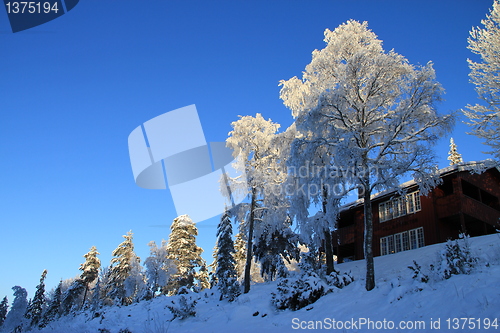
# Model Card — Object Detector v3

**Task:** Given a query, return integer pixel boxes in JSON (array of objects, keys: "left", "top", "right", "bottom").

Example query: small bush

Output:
[
  {"left": 439, "top": 234, "right": 478, "bottom": 279},
  {"left": 271, "top": 272, "right": 326, "bottom": 311},
  {"left": 407, "top": 260, "right": 429, "bottom": 283},
  {"left": 325, "top": 270, "right": 354, "bottom": 289},
  {"left": 166, "top": 290, "right": 197, "bottom": 320}
]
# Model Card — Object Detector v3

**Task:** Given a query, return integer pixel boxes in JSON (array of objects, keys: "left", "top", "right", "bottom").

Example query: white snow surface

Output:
[{"left": 39, "top": 234, "right": 500, "bottom": 333}]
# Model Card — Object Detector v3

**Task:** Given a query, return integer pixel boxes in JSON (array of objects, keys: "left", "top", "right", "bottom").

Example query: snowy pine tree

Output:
[
  {"left": 214, "top": 211, "right": 240, "bottom": 301},
  {"left": 3, "top": 286, "right": 28, "bottom": 332},
  {"left": 89, "top": 277, "right": 102, "bottom": 312},
  {"left": 195, "top": 264, "right": 210, "bottom": 292},
  {"left": 79, "top": 246, "right": 101, "bottom": 309},
  {"left": 0, "top": 296, "right": 8, "bottom": 328},
  {"left": 166, "top": 215, "right": 206, "bottom": 294},
  {"left": 233, "top": 232, "right": 247, "bottom": 280},
  {"left": 25, "top": 269, "right": 47, "bottom": 328},
  {"left": 208, "top": 244, "right": 218, "bottom": 288},
  {"left": 448, "top": 138, "right": 463, "bottom": 165},
  {"left": 39, "top": 281, "right": 62, "bottom": 328},
  {"left": 60, "top": 279, "right": 85, "bottom": 315},
  {"left": 106, "top": 231, "right": 137, "bottom": 305}
]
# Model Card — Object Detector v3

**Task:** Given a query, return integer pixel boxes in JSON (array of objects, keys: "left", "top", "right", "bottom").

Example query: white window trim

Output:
[
  {"left": 380, "top": 227, "right": 424, "bottom": 256},
  {"left": 379, "top": 190, "right": 421, "bottom": 222}
]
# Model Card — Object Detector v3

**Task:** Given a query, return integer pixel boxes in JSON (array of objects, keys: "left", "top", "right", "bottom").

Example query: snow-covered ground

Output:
[{"left": 40, "top": 233, "right": 500, "bottom": 333}]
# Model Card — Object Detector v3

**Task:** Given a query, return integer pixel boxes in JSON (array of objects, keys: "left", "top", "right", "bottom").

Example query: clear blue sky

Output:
[{"left": 0, "top": 0, "right": 495, "bottom": 299}]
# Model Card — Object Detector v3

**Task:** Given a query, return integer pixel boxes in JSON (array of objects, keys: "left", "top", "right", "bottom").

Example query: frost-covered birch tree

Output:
[
  {"left": 226, "top": 114, "right": 281, "bottom": 293},
  {"left": 285, "top": 122, "right": 346, "bottom": 274},
  {"left": 280, "top": 20, "right": 454, "bottom": 291},
  {"left": 465, "top": 0, "right": 500, "bottom": 161},
  {"left": 144, "top": 240, "right": 175, "bottom": 298}
]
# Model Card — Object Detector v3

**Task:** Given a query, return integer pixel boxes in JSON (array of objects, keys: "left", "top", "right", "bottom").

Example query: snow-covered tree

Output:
[
  {"left": 465, "top": 0, "right": 500, "bottom": 161},
  {"left": 0, "top": 296, "right": 8, "bottom": 328},
  {"left": 253, "top": 217, "right": 299, "bottom": 281},
  {"left": 208, "top": 244, "right": 218, "bottom": 287},
  {"left": 60, "top": 279, "right": 85, "bottom": 315},
  {"left": 89, "top": 277, "right": 102, "bottom": 312},
  {"left": 123, "top": 253, "right": 147, "bottom": 303},
  {"left": 448, "top": 137, "right": 463, "bottom": 165},
  {"left": 166, "top": 215, "right": 206, "bottom": 294},
  {"left": 39, "top": 281, "right": 62, "bottom": 328},
  {"left": 106, "top": 231, "right": 137, "bottom": 305},
  {"left": 79, "top": 246, "right": 100, "bottom": 309},
  {"left": 3, "top": 286, "right": 28, "bottom": 332},
  {"left": 233, "top": 232, "right": 247, "bottom": 280},
  {"left": 144, "top": 240, "right": 176, "bottom": 298},
  {"left": 286, "top": 122, "right": 345, "bottom": 274},
  {"left": 25, "top": 269, "right": 47, "bottom": 328},
  {"left": 280, "top": 20, "right": 454, "bottom": 290},
  {"left": 195, "top": 264, "right": 210, "bottom": 292},
  {"left": 226, "top": 113, "right": 282, "bottom": 293},
  {"left": 214, "top": 210, "right": 240, "bottom": 301}
]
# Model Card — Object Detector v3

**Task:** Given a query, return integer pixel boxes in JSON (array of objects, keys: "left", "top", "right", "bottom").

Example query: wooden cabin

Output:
[{"left": 334, "top": 162, "right": 500, "bottom": 262}]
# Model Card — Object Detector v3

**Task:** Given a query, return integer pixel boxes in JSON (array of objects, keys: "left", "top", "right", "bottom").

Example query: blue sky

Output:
[{"left": 0, "top": 0, "right": 495, "bottom": 299}]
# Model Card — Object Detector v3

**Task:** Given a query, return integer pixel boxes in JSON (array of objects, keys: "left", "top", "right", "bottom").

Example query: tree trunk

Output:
[
  {"left": 363, "top": 183, "right": 375, "bottom": 291},
  {"left": 243, "top": 187, "right": 257, "bottom": 293},
  {"left": 322, "top": 185, "right": 334, "bottom": 274}
]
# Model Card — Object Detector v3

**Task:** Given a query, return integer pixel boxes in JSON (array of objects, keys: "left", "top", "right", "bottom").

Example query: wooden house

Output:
[{"left": 334, "top": 162, "right": 500, "bottom": 262}]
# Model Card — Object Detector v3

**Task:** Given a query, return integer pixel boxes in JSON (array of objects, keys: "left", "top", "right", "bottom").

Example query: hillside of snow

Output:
[{"left": 39, "top": 233, "right": 500, "bottom": 333}]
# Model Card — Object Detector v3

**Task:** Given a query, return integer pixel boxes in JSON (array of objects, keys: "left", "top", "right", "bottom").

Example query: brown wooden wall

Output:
[{"left": 334, "top": 167, "right": 500, "bottom": 262}]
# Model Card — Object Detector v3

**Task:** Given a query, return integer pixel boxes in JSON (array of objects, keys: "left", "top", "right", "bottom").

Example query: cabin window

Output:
[
  {"left": 380, "top": 227, "right": 424, "bottom": 256},
  {"left": 379, "top": 190, "right": 421, "bottom": 222}
]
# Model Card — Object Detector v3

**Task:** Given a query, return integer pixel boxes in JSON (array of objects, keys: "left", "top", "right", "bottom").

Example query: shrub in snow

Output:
[
  {"left": 324, "top": 270, "right": 354, "bottom": 290},
  {"left": 271, "top": 272, "right": 327, "bottom": 311},
  {"left": 166, "top": 287, "right": 197, "bottom": 320},
  {"left": 439, "top": 234, "right": 478, "bottom": 279},
  {"left": 407, "top": 260, "right": 429, "bottom": 283}
]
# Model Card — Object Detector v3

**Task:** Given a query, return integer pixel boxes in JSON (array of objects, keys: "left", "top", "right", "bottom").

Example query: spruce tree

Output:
[
  {"left": 60, "top": 279, "right": 85, "bottom": 315},
  {"left": 89, "top": 277, "right": 102, "bottom": 312},
  {"left": 39, "top": 281, "right": 62, "bottom": 328},
  {"left": 0, "top": 296, "right": 8, "bottom": 328},
  {"left": 233, "top": 232, "right": 247, "bottom": 280},
  {"left": 215, "top": 211, "right": 240, "bottom": 301},
  {"left": 25, "top": 269, "right": 47, "bottom": 328},
  {"left": 448, "top": 137, "right": 464, "bottom": 165},
  {"left": 107, "top": 231, "right": 136, "bottom": 305},
  {"left": 166, "top": 215, "right": 205, "bottom": 294},
  {"left": 79, "top": 246, "right": 101, "bottom": 309},
  {"left": 3, "top": 286, "right": 28, "bottom": 332}
]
